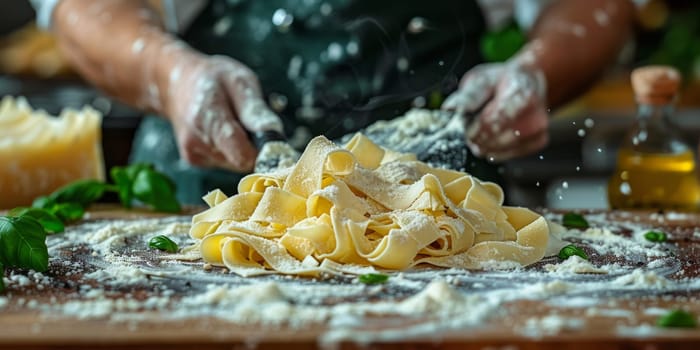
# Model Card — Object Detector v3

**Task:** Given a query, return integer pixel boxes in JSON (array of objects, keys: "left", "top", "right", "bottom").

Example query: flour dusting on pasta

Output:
[{"left": 190, "top": 133, "right": 550, "bottom": 276}]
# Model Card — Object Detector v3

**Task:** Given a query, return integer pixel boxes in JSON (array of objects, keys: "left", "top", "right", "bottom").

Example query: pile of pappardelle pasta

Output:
[{"left": 190, "top": 134, "right": 550, "bottom": 276}]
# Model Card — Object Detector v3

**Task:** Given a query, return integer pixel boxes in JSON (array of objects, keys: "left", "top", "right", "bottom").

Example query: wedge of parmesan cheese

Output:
[{"left": 0, "top": 96, "right": 104, "bottom": 209}]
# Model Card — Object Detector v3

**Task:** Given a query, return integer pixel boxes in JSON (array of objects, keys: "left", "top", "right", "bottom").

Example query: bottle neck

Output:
[
  {"left": 636, "top": 103, "right": 674, "bottom": 122},
  {"left": 628, "top": 100, "right": 688, "bottom": 153}
]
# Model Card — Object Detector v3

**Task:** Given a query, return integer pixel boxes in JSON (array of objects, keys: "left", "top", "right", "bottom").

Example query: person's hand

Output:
[
  {"left": 442, "top": 61, "right": 548, "bottom": 162},
  {"left": 163, "top": 52, "right": 282, "bottom": 172}
]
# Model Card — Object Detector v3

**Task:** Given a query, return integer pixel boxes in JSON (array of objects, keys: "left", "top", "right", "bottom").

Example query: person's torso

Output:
[{"left": 183, "top": 0, "right": 485, "bottom": 140}]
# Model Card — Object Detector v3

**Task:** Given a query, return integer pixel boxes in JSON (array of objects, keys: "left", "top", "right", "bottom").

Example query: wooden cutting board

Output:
[{"left": 1, "top": 207, "right": 699, "bottom": 350}]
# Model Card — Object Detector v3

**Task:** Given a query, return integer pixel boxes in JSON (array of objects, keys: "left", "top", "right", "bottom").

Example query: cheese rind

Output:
[{"left": 0, "top": 96, "right": 104, "bottom": 209}]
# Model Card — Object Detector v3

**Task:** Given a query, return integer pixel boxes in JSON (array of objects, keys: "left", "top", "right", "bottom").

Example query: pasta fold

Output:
[{"left": 191, "top": 133, "right": 550, "bottom": 276}]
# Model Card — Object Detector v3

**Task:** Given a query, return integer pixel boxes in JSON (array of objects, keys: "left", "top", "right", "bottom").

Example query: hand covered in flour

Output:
[
  {"left": 442, "top": 62, "right": 548, "bottom": 162},
  {"left": 163, "top": 53, "right": 283, "bottom": 172}
]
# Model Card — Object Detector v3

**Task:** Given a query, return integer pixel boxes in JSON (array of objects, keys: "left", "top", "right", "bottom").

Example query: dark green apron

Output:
[{"left": 131, "top": 0, "right": 495, "bottom": 204}]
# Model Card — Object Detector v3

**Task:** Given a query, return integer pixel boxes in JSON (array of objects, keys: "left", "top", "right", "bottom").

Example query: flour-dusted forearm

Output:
[
  {"left": 50, "top": 0, "right": 281, "bottom": 172},
  {"left": 519, "top": 0, "right": 635, "bottom": 107},
  {"left": 443, "top": 0, "right": 635, "bottom": 161},
  {"left": 52, "top": 0, "right": 172, "bottom": 113}
]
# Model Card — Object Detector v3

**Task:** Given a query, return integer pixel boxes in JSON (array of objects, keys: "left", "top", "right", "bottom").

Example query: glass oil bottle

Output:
[{"left": 608, "top": 66, "right": 700, "bottom": 210}]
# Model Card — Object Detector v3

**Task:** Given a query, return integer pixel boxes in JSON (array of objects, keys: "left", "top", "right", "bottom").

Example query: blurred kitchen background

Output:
[{"left": 1, "top": 0, "right": 699, "bottom": 209}]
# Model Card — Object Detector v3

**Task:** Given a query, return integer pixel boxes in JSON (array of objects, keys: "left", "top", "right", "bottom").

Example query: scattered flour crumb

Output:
[
  {"left": 665, "top": 212, "right": 690, "bottom": 221},
  {"left": 85, "top": 265, "right": 148, "bottom": 284},
  {"left": 520, "top": 280, "right": 572, "bottom": 297},
  {"left": 646, "top": 259, "right": 667, "bottom": 269},
  {"left": 522, "top": 314, "right": 585, "bottom": 337},
  {"left": 616, "top": 324, "right": 661, "bottom": 337},
  {"left": 611, "top": 269, "right": 669, "bottom": 289},
  {"left": 544, "top": 256, "right": 608, "bottom": 274},
  {"left": 585, "top": 308, "right": 635, "bottom": 319},
  {"left": 644, "top": 307, "right": 671, "bottom": 316},
  {"left": 478, "top": 260, "right": 523, "bottom": 271},
  {"left": 394, "top": 280, "right": 469, "bottom": 315}
]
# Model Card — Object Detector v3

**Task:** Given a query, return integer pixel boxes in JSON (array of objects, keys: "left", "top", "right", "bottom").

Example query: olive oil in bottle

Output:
[{"left": 608, "top": 66, "right": 700, "bottom": 210}]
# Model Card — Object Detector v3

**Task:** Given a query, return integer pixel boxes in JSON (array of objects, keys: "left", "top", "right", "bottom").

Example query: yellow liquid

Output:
[{"left": 608, "top": 149, "right": 700, "bottom": 210}]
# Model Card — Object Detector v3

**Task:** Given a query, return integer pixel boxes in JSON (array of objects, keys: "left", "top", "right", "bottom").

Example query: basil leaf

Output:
[
  {"left": 125, "top": 163, "right": 152, "bottom": 181},
  {"left": 132, "top": 168, "right": 181, "bottom": 213},
  {"left": 558, "top": 244, "right": 589, "bottom": 260},
  {"left": 110, "top": 166, "right": 134, "bottom": 208},
  {"left": 0, "top": 216, "right": 49, "bottom": 272},
  {"left": 148, "top": 235, "right": 179, "bottom": 253},
  {"left": 657, "top": 309, "right": 697, "bottom": 328},
  {"left": 48, "top": 179, "right": 107, "bottom": 208},
  {"left": 7, "top": 207, "right": 28, "bottom": 217},
  {"left": 562, "top": 212, "right": 589, "bottom": 229},
  {"left": 112, "top": 163, "right": 181, "bottom": 213},
  {"left": 8, "top": 208, "right": 64, "bottom": 234},
  {"left": 644, "top": 230, "right": 667, "bottom": 243},
  {"left": 358, "top": 273, "right": 389, "bottom": 285},
  {"left": 49, "top": 202, "right": 85, "bottom": 222},
  {"left": 31, "top": 196, "right": 55, "bottom": 209}
]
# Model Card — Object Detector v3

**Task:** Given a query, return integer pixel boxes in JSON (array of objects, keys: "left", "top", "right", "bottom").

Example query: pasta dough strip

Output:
[{"left": 190, "top": 132, "right": 552, "bottom": 276}]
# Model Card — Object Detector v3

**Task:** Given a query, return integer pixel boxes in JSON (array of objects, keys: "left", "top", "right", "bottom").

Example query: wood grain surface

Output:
[{"left": 1, "top": 207, "right": 699, "bottom": 350}]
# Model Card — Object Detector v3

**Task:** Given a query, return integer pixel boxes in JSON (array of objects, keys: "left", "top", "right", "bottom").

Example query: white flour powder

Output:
[{"left": 2, "top": 210, "right": 699, "bottom": 345}]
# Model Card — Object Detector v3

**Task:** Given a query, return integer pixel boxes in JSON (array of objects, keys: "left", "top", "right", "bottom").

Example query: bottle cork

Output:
[{"left": 631, "top": 65, "right": 681, "bottom": 105}]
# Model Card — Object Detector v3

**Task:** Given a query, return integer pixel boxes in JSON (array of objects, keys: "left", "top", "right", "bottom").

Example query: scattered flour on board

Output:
[
  {"left": 521, "top": 314, "right": 586, "bottom": 337},
  {"left": 610, "top": 269, "right": 670, "bottom": 289},
  {"left": 563, "top": 227, "right": 668, "bottom": 258},
  {"left": 544, "top": 256, "right": 608, "bottom": 274},
  {"left": 616, "top": 324, "right": 665, "bottom": 338},
  {"left": 2, "top": 209, "right": 698, "bottom": 344}
]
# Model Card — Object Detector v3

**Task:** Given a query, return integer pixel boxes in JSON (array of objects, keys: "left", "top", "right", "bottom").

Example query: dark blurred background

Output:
[{"left": 1, "top": 0, "right": 699, "bottom": 209}]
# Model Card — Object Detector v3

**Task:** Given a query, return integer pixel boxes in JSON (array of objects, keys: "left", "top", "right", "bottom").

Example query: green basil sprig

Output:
[
  {"left": 32, "top": 180, "right": 107, "bottom": 223},
  {"left": 8, "top": 208, "right": 64, "bottom": 234},
  {"left": 1, "top": 163, "right": 180, "bottom": 293},
  {"left": 657, "top": 309, "right": 697, "bottom": 328},
  {"left": 558, "top": 244, "right": 589, "bottom": 260},
  {"left": 45, "top": 179, "right": 108, "bottom": 208},
  {"left": 0, "top": 216, "right": 49, "bottom": 292},
  {"left": 358, "top": 273, "right": 389, "bottom": 285},
  {"left": 148, "top": 235, "right": 179, "bottom": 253},
  {"left": 644, "top": 230, "right": 667, "bottom": 243},
  {"left": 111, "top": 163, "right": 181, "bottom": 213},
  {"left": 562, "top": 212, "right": 589, "bottom": 229}
]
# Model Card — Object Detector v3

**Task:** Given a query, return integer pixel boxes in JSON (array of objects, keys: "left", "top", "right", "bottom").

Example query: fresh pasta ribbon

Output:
[{"left": 191, "top": 133, "right": 551, "bottom": 276}]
